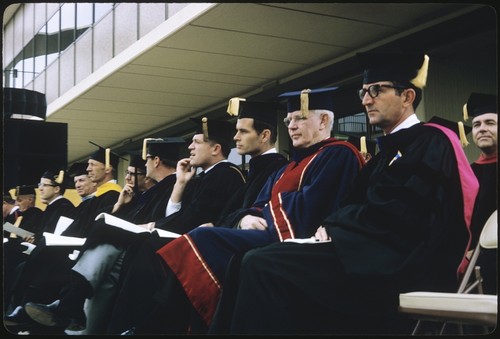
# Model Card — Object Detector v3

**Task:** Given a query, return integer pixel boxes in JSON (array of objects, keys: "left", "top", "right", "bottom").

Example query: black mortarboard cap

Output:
[
  {"left": 42, "top": 169, "right": 68, "bottom": 187},
  {"left": 88, "top": 141, "right": 121, "bottom": 169},
  {"left": 357, "top": 52, "right": 429, "bottom": 89},
  {"left": 428, "top": 116, "right": 471, "bottom": 147},
  {"left": 279, "top": 87, "right": 338, "bottom": 114},
  {"left": 463, "top": 92, "right": 497, "bottom": 121},
  {"left": 129, "top": 154, "right": 147, "bottom": 170},
  {"left": 227, "top": 98, "right": 281, "bottom": 128},
  {"left": 16, "top": 185, "right": 36, "bottom": 197},
  {"left": 190, "top": 117, "right": 235, "bottom": 145},
  {"left": 68, "top": 163, "right": 88, "bottom": 178},
  {"left": 142, "top": 137, "right": 186, "bottom": 161}
]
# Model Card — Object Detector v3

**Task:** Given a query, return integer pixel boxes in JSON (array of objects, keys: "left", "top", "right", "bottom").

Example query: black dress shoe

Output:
[
  {"left": 4, "top": 306, "right": 32, "bottom": 326},
  {"left": 24, "top": 300, "right": 69, "bottom": 327}
]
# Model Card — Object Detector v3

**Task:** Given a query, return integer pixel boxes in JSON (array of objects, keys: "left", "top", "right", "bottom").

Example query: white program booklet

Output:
[{"left": 94, "top": 213, "right": 181, "bottom": 238}]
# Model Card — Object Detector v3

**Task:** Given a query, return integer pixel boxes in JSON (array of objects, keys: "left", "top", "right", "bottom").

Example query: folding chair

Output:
[{"left": 398, "top": 210, "right": 497, "bottom": 335}]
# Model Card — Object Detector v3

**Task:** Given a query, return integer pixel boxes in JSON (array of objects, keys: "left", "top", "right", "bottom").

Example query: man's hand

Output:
[
  {"left": 175, "top": 158, "right": 197, "bottom": 185},
  {"left": 314, "top": 226, "right": 330, "bottom": 241},
  {"left": 112, "top": 183, "right": 135, "bottom": 213},
  {"left": 239, "top": 215, "right": 268, "bottom": 230},
  {"left": 118, "top": 183, "right": 136, "bottom": 205}
]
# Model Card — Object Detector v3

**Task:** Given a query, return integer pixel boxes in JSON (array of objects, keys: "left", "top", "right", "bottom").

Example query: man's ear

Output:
[
  {"left": 260, "top": 129, "right": 271, "bottom": 143},
  {"left": 402, "top": 88, "right": 416, "bottom": 106},
  {"left": 212, "top": 143, "right": 222, "bottom": 155}
]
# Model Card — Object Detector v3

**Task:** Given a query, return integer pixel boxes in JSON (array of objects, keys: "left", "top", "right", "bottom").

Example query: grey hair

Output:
[{"left": 310, "top": 109, "right": 334, "bottom": 130}]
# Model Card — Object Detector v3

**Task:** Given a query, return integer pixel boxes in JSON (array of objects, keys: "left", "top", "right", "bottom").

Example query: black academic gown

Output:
[
  {"left": 3, "top": 206, "right": 43, "bottom": 310},
  {"left": 216, "top": 152, "right": 288, "bottom": 227},
  {"left": 81, "top": 173, "right": 177, "bottom": 250},
  {"left": 470, "top": 159, "right": 497, "bottom": 247},
  {"left": 4, "top": 197, "right": 75, "bottom": 280},
  {"left": 106, "top": 161, "right": 246, "bottom": 334},
  {"left": 470, "top": 157, "right": 497, "bottom": 295},
  {"left": 3, "top": 206, "right": 43, "bottom": 241},
  {"left": 224, "top": 123, "right": 479, "bottom": 335},
  {"left": 6, "top": 187, "right": 120, "bottom": 312}
]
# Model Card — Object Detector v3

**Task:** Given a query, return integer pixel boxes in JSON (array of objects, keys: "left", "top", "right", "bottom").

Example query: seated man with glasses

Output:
[
  {"left": 123, "top": 87, "right": 366, "bottom": 334},
  {"left": 4, "top": 145, "right": 123, "bottom": 333},
  {"left": 12, "top": 170, "right": 75, "bottom": 247},
  {"left": 221, "top": 52, "right": 479, "bottom": 335}
]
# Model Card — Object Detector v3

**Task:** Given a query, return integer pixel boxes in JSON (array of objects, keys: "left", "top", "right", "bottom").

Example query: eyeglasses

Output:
[
  {"left": 125, "top": 171, "right": 146, "bottom": 176},
  {"left": 38, "top": 183, "right": 56, "bottom": 188},
  {"left": 283, "top": 115, "right": 308, "bottom": 127},
  {"left": 358, "top": 84, "right": 406, "bottom": 100}
]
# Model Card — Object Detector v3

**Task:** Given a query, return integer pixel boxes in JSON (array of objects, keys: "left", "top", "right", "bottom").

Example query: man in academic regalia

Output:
[
  {"left": 3, "top": 187, "right": 42, "bottom": 313},
  {"left": 4, "top": 145, "right": 122, "bottom": 332},
  {"left": 463, "top": 93, "right": 497, "bottom": 248},
  {"left": 24, "top": 119, "right": 246, "bottom": 333},
  {"left": 221, "top": 52, "right": 479, "bottom": 335},
  {"left": 463, "top": 92, "right": 497, "bottom": 296},
  {"left": 57, "top": 139, "right": 184, "bottom": 334},
  {"left": 3, "top": 190, "right": 20, "bottom": 227},
  {"left": 106, "top": 98, "right": 290, "bottom": 334},
  {"left": 120, "top": 87, "right": 365, "bottom": 335}
]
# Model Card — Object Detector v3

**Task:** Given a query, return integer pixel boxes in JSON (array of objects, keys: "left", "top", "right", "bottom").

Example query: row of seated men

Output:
[{"left": 3, "top": 51, "right": 497, "bottom": 335}]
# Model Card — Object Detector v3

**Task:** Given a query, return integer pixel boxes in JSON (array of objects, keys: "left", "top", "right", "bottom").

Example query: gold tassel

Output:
[
  {"left": 202, "top": 117, "right": 209, "bottom": 140},
  {"left": 458, "top": 121, "right": 469, "bottom": 147},
  {"left": 360, "top": 136, "right": 367, "bottom": 154},
  {"left": 55, "top": 170, "right": 64, "bottom": 184},
  {"left": 105, "top": 148, "right": 111, "bottom": 169},
  {"left": 142, "top": 138, "right": 153, "bottom": 160},
  {"left": 410, "top": 54, "right": 429, "bottom": 89},
  {"left": 463, "top": 103, "right": 469, "bottom": 122},
  {"left": 300, "top": 89, "right": 311, "bottom": 117},
  {"left": 10, "top": 216, "right": 23, "bottom": 238},
  {"left": 227, "top": 97, "right": 245, "bottom": 116}
]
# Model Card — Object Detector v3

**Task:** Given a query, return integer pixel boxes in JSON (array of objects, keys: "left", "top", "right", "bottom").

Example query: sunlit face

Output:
[
  {"left": 360, "top": 82, "right": 407, "bottom": 133},
  {"left": 38, "top": 178, "right": 60, "bottom": 203},
  {"left": 86, "top": 159, "right": 107, "bottom": 184},
  {"left": 188, "top": 134, "right": 215, "bottom": 169},
  {"left": 73, "top": 174, "right": 96, "bottom": 198},
  {"left": 284, "top": 110, "right": 324, "bottom": 148},
  {"left": 472, "top": 112, "right": 497, "bottom": 156},
  {"left": 125, "top": 166, "right": 147, "bottom": 191},
  {"left": 234, "top": 118, "right": 264, "bottom": 157},
  {"left": 15, "top": 195, "right": 35, "bottom": 212}
]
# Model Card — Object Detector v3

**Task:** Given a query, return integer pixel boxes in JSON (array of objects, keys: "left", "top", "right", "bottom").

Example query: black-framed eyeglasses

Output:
[
  {"left": 125, "top": 171, "right": 146, "bottom": 176},
  {"left": 358, "top": 84, "right": 406, "bottom": 100},
  {"left": 38, "top": 183, "right": 56, "bottom": 188},
  {"left": 283, "top": 115, "right": 308, "bottom": 127}
]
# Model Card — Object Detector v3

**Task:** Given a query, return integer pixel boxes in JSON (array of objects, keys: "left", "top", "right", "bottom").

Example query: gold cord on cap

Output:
[
  {"left": 105, "top": 148, "right": 111, "bottom": 169},
  {"left": 202, "top": 117, "right": 209, "bottom": 140},
  {"left": 142, "top": 138, "right": 165, "bottom": 160},
  {"left": 360, "top": 136, "right": 367, "bottom": 154},
  {"left": 462, "top": 103, "right": 469, "bottom": 122},
  {"left": 55, "top": 170, "right": 64, "bottom": 184},
  {"left": 227, "top": 97, "right": 245, "bottom": 116},
  {"left": 458, "top": 121, "right": 469, "bottom": 147},
  {"left": 142, "top": 138, "right": 153, "bottom": 160},
  {"left": 410, "top": 54, "right": 429, "bottom": 89},
  {"left": 300, "top": 89, "right": 311, "bottom": 117}
]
